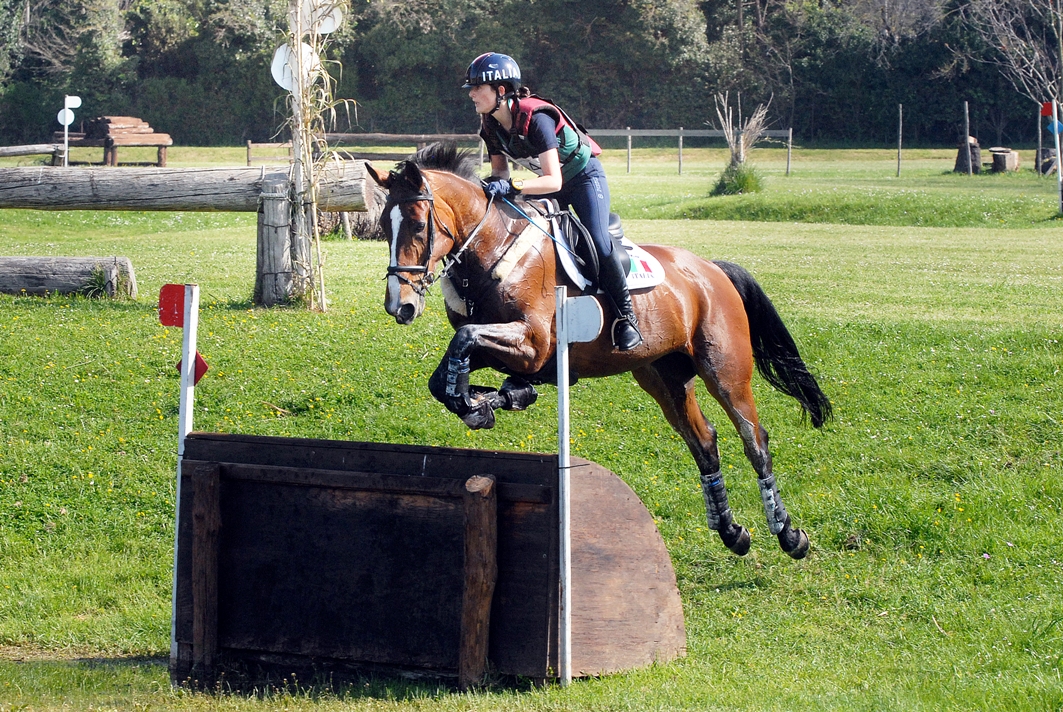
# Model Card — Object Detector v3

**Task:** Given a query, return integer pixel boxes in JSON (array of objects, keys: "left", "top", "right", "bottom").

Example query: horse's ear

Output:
[
  {"left": 365, "top": 163, "right": 392, "bottom": 189},
  {"left": 400, "top": 161, "right": 425, "bottom": 190}
]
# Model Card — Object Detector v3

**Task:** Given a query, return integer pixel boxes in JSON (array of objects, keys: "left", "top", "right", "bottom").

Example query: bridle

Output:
[
  {"left": 386, "top": 179, "right": 450, "bottom": 297},
  {"left": 386, "top": 175, "right": 495, "bottom": 297}
]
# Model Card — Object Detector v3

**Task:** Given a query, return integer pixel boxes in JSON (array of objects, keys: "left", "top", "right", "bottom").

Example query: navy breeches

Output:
[{"left": 547, "top": 157, "right": 614, "bottom": 258}]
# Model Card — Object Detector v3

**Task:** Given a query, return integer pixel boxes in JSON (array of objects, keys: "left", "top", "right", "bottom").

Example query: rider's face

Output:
[{"left": 468, "top": 84, "right": 501, "bottom": 115}]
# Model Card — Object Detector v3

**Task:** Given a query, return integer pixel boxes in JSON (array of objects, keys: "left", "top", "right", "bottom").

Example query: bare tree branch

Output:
[{"left": 961, "top": 0, "right": 1063, "bottom": 102}]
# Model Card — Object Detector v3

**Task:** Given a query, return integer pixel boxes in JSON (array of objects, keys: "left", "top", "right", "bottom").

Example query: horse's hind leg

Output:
[
  {"left": 701, "top": 367, "right": 810, "bottom": 559},
  {"left": 632, "top": 356, "right": 750, "bottom": 556}
]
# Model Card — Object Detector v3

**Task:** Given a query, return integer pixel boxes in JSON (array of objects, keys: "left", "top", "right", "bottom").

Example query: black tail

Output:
[{"left": 713, "top": 261, "right": 833, "bottom": 428}]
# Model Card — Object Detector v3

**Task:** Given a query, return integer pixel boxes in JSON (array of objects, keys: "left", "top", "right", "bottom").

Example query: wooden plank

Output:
[
  {"left": 106, "top": 134, "right": 173, "bottom": 147},
  {"left": 0, "top": 256, "right": 137, "bottom": 297},
  {"left": 459, "top": 475, "right": 497, "bottom": 690},
  {"left": 217, "top": 461, "right": 549, "bottom": 504},
  {"left": 191, "top": 463, "right": 221, "bottom": 682},
  {"left": 182, "top": 433, "right": 558, "bottom": 488},
  {"left": 0, "top": 165, "right": 369, "bottom": 213}
]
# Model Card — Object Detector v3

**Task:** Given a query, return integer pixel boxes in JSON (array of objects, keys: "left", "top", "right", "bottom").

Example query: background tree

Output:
[
  {"left": 0, "top": 0, "right": 1046, "bottom": 147},
  {"left": 961, "top": 0, "right": 1063, "bottom": 103}
]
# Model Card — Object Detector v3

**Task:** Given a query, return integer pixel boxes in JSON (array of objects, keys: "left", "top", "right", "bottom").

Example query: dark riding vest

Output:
[{"left": 480, "top": 96, "right": 601, "bottom": 182}]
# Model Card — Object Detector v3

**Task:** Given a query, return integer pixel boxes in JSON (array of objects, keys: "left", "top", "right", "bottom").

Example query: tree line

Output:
[{"left": 0, "top": 0, "right": 1056, "bottom": 148}]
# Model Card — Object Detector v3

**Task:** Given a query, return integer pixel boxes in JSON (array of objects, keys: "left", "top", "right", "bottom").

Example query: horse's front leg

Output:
[{"left": 428, "top": 322, "right": 545, "bottom": 430}]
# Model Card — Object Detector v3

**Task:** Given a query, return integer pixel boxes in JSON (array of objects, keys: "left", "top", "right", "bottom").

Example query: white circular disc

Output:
[
  {"left": 313, "top": 6, "right": 343, "bottom": 34},
  {"left": 57, "top": 108, "right": 75, "bottom": 126},
  {"left": 271, "top": 44, "right": 296, "bottom": 91},
  {"left": 271, "top": 42, "right": 322, "bottom": 91},
  {"left": 300, "top": 0, "right": 343, "bottom": 33}
]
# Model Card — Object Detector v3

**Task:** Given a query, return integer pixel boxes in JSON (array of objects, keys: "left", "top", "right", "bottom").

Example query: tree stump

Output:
[{"left": 954, "top": 136, "right": 981, "bottom": 174}]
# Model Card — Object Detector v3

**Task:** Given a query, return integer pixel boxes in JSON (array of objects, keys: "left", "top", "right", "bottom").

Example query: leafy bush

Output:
[{"left": 711, "top": 162, "right": 763, "bottom": 196}]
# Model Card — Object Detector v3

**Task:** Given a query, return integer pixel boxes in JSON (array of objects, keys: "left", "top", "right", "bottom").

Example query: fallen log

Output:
[
  {"left": 0, "top": 256, "right": 137, "bottom": 298},
  {"left": 0, "top": 144, "right": 62, "bottom": 158},
  {"left": 0, "top": 164, "right": 369, "bottom": 212}
]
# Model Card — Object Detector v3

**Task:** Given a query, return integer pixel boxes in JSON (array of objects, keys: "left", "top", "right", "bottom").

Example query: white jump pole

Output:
[
  {"left": 169, "top": 284, "right": 200, "bottom": 665},
  {"left": 1054, "top": 101, "right": 1063, "bottom": 214},
  {"left": 554, "top": 286, "right": 603, "bottom": 687}
]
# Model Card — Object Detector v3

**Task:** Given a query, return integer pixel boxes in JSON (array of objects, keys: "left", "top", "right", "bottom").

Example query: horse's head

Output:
[{"left": 367, "top": 160, "right": 452, "bottom": 324}]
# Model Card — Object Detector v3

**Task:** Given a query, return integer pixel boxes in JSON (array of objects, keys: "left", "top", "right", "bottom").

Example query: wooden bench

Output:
[{"left": 52, "top": 116, "right": 172, "bottom": 167}]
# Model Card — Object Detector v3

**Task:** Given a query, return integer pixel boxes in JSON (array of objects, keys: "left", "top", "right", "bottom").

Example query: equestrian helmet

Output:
[{"left": 462, "top": 52, "right": 521, "bottom": 91}]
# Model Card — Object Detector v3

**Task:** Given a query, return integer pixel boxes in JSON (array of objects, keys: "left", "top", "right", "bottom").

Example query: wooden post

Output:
[
  {"left": 897, "top": 104, "right": 903, "bottom": 177},
  {"left": 340, "top": 211, "right": 352, "bottom": 240},
  {"left": 678, "top": 127, "right": 683, "bottom": 175},
  {"left": 964, "top": 101, "right": 972, "bottom": 177},
  {"left": 191, "top": 462, "right": 221, "bottom": 684},
  {"left": 459, "top": 474, "right": 497, "bottom": 691},
  {"left": 626, "top": 128, "right": 631, "bottom": 174},
  {"left": 255, "top": 176, "right": 293, "bottom": 306},
  {"left": 786, "top": 127, "right": 792, "bottom": 176}
]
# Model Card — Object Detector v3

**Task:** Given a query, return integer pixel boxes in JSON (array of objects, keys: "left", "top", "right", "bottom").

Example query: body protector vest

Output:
[{"left": 482, "top": 96, "right": 602, "bottom": 182}]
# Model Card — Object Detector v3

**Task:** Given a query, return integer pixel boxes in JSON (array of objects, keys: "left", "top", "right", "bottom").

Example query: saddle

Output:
[{"left": 499, "top": 199, "right": 664, "bottom": 292}]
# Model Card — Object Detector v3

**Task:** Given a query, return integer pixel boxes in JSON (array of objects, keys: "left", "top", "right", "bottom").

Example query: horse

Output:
[{"left": 364, "top": 143, "right": 831, "bottom": 559}]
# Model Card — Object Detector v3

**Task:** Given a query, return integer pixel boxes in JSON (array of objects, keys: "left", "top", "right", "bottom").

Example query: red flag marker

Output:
[
  {"left": 159, "top": 284, "right": 185, "bottom": 327},
  {"left": 176, "top": 351, "right": 209, "bottom": 385},
  {"left": 1042, "top": 102, "right": 1054, "bottom": 117}
]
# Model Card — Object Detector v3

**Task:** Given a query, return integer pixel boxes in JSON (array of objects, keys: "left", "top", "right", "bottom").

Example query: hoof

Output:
[
  {"left": 779, "top": 527, "right": 810, "bottom": 559},
  {"left": 499, "top": 378, "right": 538, "bottom": 411},
  {"left": 720, "top": 524, "right": 751, "bottom": 556},
  {"left": 459, "top": 397, "right": 496, "bottom": 430}
]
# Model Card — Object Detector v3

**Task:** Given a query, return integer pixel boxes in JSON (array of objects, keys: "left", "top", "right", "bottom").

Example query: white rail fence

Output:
[{"left": 588, "top": 128, "right": 794, "bottom": 175}]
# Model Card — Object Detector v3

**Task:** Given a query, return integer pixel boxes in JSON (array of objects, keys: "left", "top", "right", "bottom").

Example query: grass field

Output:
[{"left": 0, "top": 148, "right": 1061, "bottom": 710}]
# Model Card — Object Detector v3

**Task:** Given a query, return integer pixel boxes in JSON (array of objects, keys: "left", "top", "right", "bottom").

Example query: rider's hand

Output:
[{"left": 482, "top": 178, "right": 514, "bottom": 199}]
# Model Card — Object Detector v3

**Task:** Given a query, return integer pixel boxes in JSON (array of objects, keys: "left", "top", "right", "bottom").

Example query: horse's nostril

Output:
[{"left": 397, "top": 303, "right": 416, "bottom": 324}]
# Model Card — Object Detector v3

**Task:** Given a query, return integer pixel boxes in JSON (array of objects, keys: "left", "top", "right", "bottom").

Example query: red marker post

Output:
[{"left": 160, "top": 283, "right": 207, "bottom": 665}]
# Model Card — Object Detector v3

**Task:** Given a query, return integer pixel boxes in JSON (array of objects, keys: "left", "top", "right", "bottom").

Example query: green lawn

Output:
[{"left": 0, "top": 149, "right": 1061, "bottom": 710}]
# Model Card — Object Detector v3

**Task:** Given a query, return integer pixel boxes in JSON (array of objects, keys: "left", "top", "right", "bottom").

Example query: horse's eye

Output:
[{"left": 410, "top": 220, "right": 427, "bottom": 234}]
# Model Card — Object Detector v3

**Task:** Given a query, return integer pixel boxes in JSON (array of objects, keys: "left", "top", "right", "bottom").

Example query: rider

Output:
[{"left": 463, "top": 52, "right": 643, "bottom": 351}]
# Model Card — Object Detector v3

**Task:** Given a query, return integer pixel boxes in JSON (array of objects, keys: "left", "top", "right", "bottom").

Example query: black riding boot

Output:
[{"left": 597, "top": 248, "right": 643, "bottom": 351}]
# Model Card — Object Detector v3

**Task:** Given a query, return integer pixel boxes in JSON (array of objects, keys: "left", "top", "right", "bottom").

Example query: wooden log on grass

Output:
[
  {"left": 0, "top": 144, "right": 62, "bottom": 158},
  {"left": 0, "top": 164, "right": 369, "bottom": 212},
  {"left": 0, "top": 256, "right": 137, "bottom": 298}
]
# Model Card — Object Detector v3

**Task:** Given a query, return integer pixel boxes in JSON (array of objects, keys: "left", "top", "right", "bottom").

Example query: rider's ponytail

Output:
[{"left": 517, "top": 86, "right": 532, "bottom": 99}]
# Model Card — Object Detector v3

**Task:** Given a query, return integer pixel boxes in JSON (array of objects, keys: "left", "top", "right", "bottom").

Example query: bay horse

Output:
[{"left": 365, "top": 144, "right": 831, "bottom": 559}]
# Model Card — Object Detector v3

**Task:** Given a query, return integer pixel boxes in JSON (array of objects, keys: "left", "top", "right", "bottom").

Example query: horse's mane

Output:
[{"left": 407, "top": 141, "right": 479, "bottom": 181}]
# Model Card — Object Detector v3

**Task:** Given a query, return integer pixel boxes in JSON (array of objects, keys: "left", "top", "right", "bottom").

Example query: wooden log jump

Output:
[
  {"left": 0, "top": 256, "right": 137, "bottom": 297},
  {"left": 0, "top": 165, "right": 369, "bottom": 213},
  {"left": 171, "top": 434, "right": 686, "bottom": 686}
]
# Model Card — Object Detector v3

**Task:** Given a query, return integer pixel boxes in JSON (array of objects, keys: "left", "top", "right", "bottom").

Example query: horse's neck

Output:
[{"left": 439, "top": 182, "right": 528, "bottom": 271}]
